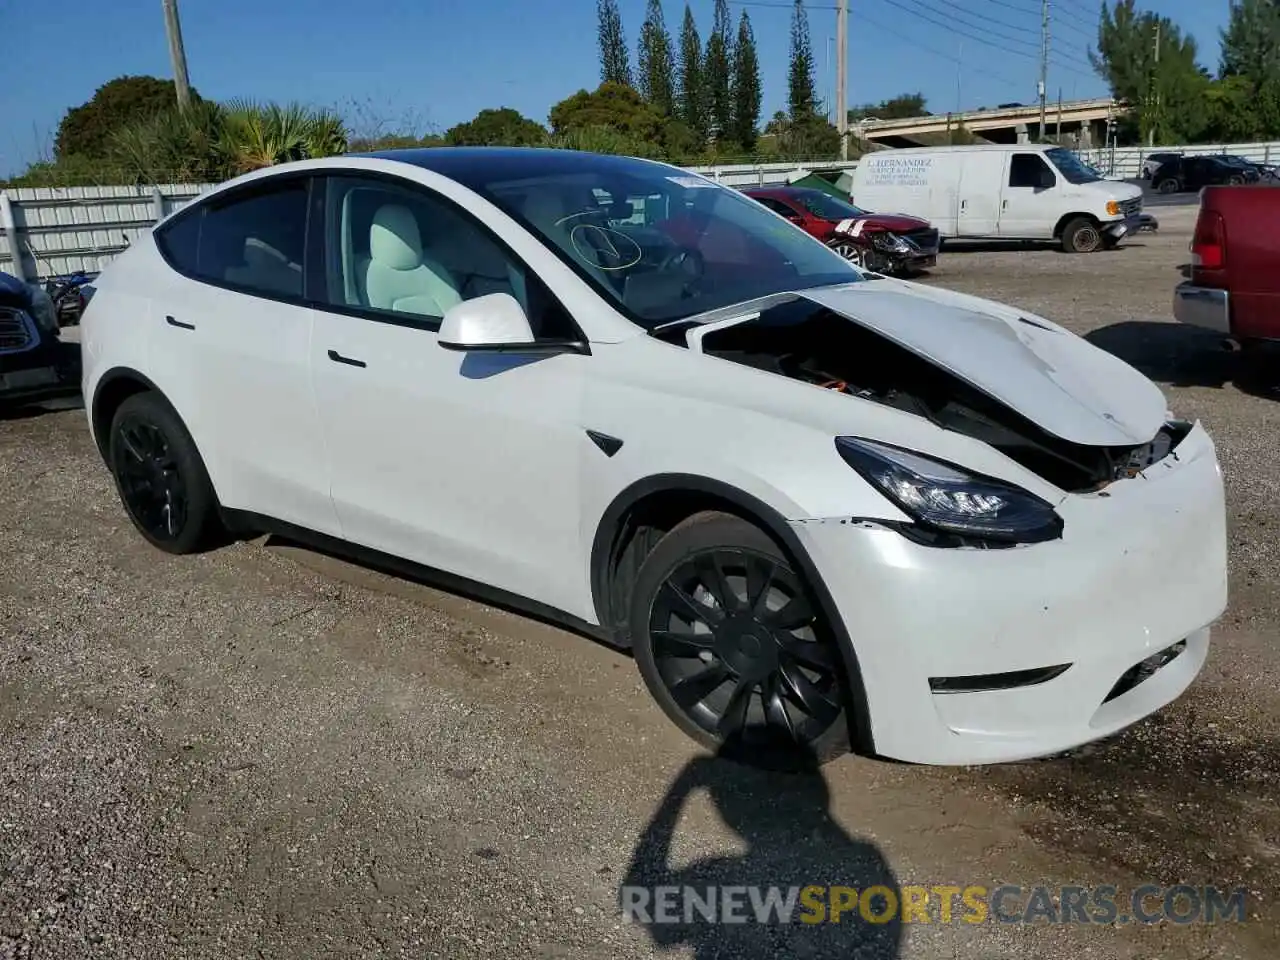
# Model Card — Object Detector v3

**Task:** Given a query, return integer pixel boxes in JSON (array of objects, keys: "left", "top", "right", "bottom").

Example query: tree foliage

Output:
[
  {"left": 848, "top": 93, "right": 928, "bottom": 123},
  {"left": 638, "top": 0, "right": 676, "bottom": 117},
  {"left": 731, "top": 12, "right": 762, "bottom": 151},
  {"left": 444, "top": 108, "right": 547, "bottom": 146},
  {"left": 704, "top": 0, "right": 734, "bottom": 140},
  {"left": 788, "top": 0, "right": 817, "bottom": 120},
  {"left": 550, "top": 82, "right": 664, "bottom": 143},
  {"left": 677, "top": 5, "right": 708, "bottom": 142},
  {"left": 55, "top": 75, "right": 200, "bottom": 160},
  {"left": 597, "top": 0, "right": 632, "bottom": 87}
]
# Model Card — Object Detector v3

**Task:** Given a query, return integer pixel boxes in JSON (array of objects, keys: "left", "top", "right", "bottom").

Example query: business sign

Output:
[{"left": 863, "top": 156, "right": 934, "bottom": 187}]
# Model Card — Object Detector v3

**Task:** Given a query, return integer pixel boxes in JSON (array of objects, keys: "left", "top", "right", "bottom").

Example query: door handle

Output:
[
  {"left": 960, "top": 199, "right": 967, "bottom": 210},
  {"left": 165, "top": 315, "right": 195, "bottom": 330},
  {"left": 327, "top": 349, "right": 366, "bottom": 368},
  {"left": 1002, "top": 199, "right": 1009, "bottom": 209}
]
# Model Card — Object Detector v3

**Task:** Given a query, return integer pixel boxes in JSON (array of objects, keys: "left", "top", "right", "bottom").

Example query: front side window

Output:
[
  {"left": 156, "top": 180, "right": 309, "bottom": 299},
  {"left": 319, "top": 175, "right": 575, "bottom": 338},
  {"left": 1009, "top": 153, "right": 1055, "bottom": 189},
  {"left": 439, "top": 155, "right": 863, "bottom": 328}
]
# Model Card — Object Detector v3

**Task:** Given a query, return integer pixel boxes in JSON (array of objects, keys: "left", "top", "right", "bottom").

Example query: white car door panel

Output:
[
  {"left": 309, "top": 174, "right": 592, "bottom": 618},
  {"left": 1000, "top": 152, "right": 1059, "bottom": 239},
  {"left": 149, "top": 176, "right": 341, "bottom": 536},
  {"left": 956, "top": 153, "right": 1003, "bottom": 236}
]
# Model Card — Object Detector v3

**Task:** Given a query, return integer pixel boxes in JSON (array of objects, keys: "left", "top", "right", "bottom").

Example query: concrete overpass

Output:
[{"left": 857, "top": 98, "right": 1130, "bottom": 149}]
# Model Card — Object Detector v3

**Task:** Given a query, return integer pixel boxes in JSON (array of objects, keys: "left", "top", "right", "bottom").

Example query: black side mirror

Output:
[{"left": 1038, "top": 171, "right": 1056, "bottom": 189}]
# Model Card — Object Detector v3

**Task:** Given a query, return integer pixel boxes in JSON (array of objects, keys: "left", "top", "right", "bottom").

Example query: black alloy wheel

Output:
[
  {"left": 108, "top": 392, "right": 220, "bottom": 554},
  {"left": 632, "top": 513, "right": 852, "bottom": 768}
]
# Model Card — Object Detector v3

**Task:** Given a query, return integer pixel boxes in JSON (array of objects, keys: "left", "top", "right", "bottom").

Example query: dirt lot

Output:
[{"left": 2, "top": 207, "right": 1278, "bottom": 959}]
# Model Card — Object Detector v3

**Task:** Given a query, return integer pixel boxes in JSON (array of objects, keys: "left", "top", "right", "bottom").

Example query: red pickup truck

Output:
[{"left": 1173, "top": 186, "right": 1280, "bottom": 354}]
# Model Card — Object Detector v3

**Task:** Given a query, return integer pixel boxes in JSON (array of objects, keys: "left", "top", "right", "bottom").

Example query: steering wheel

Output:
[{"left": 657, "top": 246, "right": 704, "bottom": 282}]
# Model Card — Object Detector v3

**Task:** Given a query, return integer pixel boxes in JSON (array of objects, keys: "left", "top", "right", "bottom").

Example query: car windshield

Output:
[
  {"left": 794, "top": 191, "right": 867, "bottom": 220},
  {"left": 1045, "top": 147, "right": 1103, "bottom": 185},
  {"left": 438, "top": 152, "right": 865, "bottom": 328}
]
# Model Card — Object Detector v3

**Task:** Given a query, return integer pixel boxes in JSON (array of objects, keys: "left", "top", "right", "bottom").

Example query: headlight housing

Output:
[
  {"left": 1105, "top": 199, "right": 1121, "bottom": 216},
  {"left": 835, "top": 437, "right": 1064, "bottom": 544},
  {"left": 870, "top": 231, "right": 914, "bottom": 254}
]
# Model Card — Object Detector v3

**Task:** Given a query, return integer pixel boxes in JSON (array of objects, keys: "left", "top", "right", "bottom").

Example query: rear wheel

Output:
[
  {"left": 630, "top": 512, "right": 852, "bottom": 769},
  {"left": 108, "top": 392, "right": 221, "bottom": 554},
  {"left": 1062, "top": 217, "right": 1103, "bottom": 253},
  {"left": 1156, "top": 178, "right": 1180, "bottom": 194}
]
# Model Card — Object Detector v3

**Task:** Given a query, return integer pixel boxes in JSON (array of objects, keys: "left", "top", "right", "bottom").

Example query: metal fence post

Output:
[
  {"left": 151, "top": 185, "right": 165, "bottom": 223},
  {"left": 0, "top": 191, "right": 28, "bottom": 283}
]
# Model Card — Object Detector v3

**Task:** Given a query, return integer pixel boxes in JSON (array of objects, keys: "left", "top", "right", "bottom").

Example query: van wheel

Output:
[{"left": 1062, "top": 217, "right": 1103, "bottom": 253}]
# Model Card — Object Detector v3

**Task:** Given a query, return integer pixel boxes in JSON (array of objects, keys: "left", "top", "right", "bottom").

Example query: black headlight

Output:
[{"left": 836, "top": 437, "right": 1064, "bottom": 544}]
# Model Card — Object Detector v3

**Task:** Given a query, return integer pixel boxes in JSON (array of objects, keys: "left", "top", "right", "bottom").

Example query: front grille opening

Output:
[
  {"left": 1102, "top": 639, "right": 1187, "bottom": 704},
  {"left": 0, "top": 308, "right": 35, "bottom": 352},
  {"left": 929, "top": 663, "right": 1071, "bottom": 694}
]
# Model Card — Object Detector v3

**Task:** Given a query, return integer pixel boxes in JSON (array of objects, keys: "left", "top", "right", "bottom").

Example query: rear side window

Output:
[{"left": 156, "top": 179, "right": 310, "bottom": 299}]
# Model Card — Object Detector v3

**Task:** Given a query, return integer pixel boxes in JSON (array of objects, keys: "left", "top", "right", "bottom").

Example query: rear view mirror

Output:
[{"left": 438, "top": 293, "right": 587, "bottom": 356}]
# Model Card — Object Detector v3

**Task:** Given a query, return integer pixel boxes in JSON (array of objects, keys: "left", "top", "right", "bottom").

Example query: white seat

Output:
[
  {"left": 224, "top": 237, "right": 302, "bottom": 295},
  {"left": 362, "top": 204, "right": 462, "bottom": 318}
]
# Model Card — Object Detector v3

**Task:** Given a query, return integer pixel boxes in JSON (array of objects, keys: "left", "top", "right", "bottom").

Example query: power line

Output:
[
  {"left": 898, "top": 0, "right": 1044, "bottom": 50},
  {"left": 856, "top": 7, "right": 1024, "bottom": 86}
]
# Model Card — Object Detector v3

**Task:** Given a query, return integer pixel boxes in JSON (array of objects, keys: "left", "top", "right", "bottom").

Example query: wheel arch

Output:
[
  {"left": 589, "top": 473, "right": 876, "bottom": 755},
  {"left": 89, "top": 366, "right": 165, "bottom": 461},
  {"left": 1052, "top": 211, "right": 1100, "bottom": 239}
]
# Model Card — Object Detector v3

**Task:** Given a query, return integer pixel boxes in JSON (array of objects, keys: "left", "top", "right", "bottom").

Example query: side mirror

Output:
[
  {"left": 437, "top": 292, "right": 587, "bottom": 355},
  {"left": 1038, "top": 170, "right": 1056, "bottom": 189}
]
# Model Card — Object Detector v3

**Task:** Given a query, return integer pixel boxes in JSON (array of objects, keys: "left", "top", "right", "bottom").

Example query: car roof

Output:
[{"left": 356, "top": 146, "right": 685, "bottom": 184}]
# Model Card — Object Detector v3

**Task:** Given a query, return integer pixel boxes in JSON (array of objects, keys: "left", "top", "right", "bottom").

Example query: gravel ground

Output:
[{"left": 2, "top": 207, "right": 1278, "bottom": 959}]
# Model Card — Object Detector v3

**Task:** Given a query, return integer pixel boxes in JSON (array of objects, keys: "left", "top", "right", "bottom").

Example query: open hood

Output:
[{"left": 686, "top": 281, "right": 1168, "bottom": 448}]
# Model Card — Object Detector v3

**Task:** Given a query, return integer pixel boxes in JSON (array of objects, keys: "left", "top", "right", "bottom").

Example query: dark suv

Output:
[
  {"left": 1152, "top": 156, "right": 1260, "bottom": 194},
  {"left": 0, "top": 270, "right": 81, "bottom": 406}
]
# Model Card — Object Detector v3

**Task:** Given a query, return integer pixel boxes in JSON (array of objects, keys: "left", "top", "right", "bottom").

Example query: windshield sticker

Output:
[{"left": 666, "top": 175, "right": 718, "bottom": 189}]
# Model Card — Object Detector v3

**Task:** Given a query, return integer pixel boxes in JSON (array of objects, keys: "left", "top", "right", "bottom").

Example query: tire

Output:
[
  {"left": 1061, "top": 217, "right": 1103, "bottom": 253},
  {"left": 1156, "top": 178, "right": 1180, "bottom": 194},
  {"left": 1227, "top": 175, "right": 1244, "bottom": 186},
  {"left": 830, "top": 239, "right": 886, "bottom": 274},
  {"left": 629, "top": 511, "right": 853, "bottom": 770},
  {"left": 108, "top": 391, "right": 221, "bottom": 554}
]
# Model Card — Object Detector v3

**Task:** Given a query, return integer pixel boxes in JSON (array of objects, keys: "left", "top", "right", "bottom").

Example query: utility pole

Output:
[
  {"left": 1037, "top": 0, "right": 1049, "bottom": 140},
  {"left": 836, "top": 0, "right": 848, "bottom": 160},
  {"left": 1148, "top": 19, "right": 1161, "bottom": 147},
  {"left": 162, "top": 0, "right": 192, "bottom": 113}
]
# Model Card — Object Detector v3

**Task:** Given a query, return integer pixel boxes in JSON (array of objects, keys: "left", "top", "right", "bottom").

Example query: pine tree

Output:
[
  {"left": 1220, "top": 0, "right": 1280, "bottom": 79},
  {"left": 638, "top": 0, "right": 676, "bottom": 116},
  {"left": 677, "top": 4, "right": 707, "bottom": 140},
  {"left": 704, "top": 0, "right": 734, "bottom": 140},
  {"left": 788, "top": 0, "right": 817, "bottom": 120},
  {"left": 731, "top": 11, "right": 761, "bottom": 151},
  {"left": 597, "top": 0, "right": 632, "bottom": 87}
]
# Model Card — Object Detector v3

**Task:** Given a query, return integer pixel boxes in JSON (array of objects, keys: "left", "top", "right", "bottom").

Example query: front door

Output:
[
  {"left": 956, "top": 153, "right": 1003, "bottom": 236},
  {"left": 308, "top": 173, "right": 594, "bottom": 618},
  {"left": 999, "top": 152, "right": 1058, "bottom": 239}
]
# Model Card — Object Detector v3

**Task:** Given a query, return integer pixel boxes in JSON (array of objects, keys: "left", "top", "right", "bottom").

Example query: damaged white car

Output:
[{"left": 80, "top": 149, "right": 1228, "bottom": 769}]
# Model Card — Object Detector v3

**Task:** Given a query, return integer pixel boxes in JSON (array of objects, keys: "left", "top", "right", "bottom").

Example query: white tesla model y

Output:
[{"left": 80, "top": 149, "right": 1228, "bottom": 768}]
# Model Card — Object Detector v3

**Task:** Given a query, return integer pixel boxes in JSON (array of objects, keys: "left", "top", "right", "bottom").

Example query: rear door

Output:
[
  {"left": 149, "top": 175, "right": 341, "bottom": 535},
  {"left": 956, "top": 153, "right": 1003, "bottom": 236},
  {"left": 999, "top": 151, "right": 1058, "bottom": 239}
]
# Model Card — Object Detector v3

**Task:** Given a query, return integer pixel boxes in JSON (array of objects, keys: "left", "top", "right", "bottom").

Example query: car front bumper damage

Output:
[{"left": 789, "top": 420, "right": 1227, "bottom": 765}]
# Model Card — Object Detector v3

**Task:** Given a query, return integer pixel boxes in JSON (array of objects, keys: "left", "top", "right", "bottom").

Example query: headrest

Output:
[
  {"left": 370, "top": 204, "right": 423, "bottom": 271},
  {"left": 243, "top": 236, "right": 290, "bottom": 269}
]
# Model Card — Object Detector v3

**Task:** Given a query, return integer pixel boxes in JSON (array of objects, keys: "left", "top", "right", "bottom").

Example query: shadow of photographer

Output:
[{"left": 621, "top": 744, "right": 901, "bottom": 958}]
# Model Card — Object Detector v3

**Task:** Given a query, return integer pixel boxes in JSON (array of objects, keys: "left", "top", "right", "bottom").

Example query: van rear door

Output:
[{"left": 956, "top": 153, "right": 1002, "bottom": 236}]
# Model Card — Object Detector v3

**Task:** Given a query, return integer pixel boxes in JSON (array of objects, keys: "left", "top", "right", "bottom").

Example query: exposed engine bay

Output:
[{"left": 678, "top": 298, "right": 1182, "bottom": 492}]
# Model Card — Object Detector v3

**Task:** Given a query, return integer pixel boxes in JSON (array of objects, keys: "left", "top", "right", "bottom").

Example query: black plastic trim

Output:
[
  {"left": 588, "top": 473, "right": 877, "bottom": 756},
  {"left": 439, "top": 338, "right": 590, "bottom": 355},
  {"left": 586, "top": 430, "right": 624, "bottom": 457},
  {"left": 928, "top": 664, "right": 1072, "bottom": 694},
  {"left": 89, "top": 366, "right": 165, "bottom": 459},
  {"left": 219, "top": 508, "right": 618, "bottom": 648}
]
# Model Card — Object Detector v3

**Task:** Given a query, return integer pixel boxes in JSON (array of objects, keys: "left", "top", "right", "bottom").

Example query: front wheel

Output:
[
  {"left": 1156, "top": 178, "right": 1180, "bottom": 194},
  {"left": 1061, "top": 217, "right": 1103, "bottom": 253},
  {"left": 630, "top": 512, "right": 853, "bottom": 769},
  {"left": 829, "top": 239, "right": 887, "bottom": 274}
]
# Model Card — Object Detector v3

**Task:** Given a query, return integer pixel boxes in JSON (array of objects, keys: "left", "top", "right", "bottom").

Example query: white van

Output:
[{"left": 850, "top": 144, "right": 1148, "bottom": 253}]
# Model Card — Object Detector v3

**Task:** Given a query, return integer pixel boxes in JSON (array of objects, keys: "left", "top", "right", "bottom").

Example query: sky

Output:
[{"left": 0, "top": 0, "right": 1238, "bottom": 176}]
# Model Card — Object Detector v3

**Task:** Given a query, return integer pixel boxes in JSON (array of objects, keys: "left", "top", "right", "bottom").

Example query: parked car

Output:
[
  {"left": 0, "top": 269, "right": 81, "bottom": 406},
  {"left": 742, "top": 186, "right": 939, "bottom": 275},
  {"left": 1141, "top": 151, "right": 1183, "bottom": 180},
  {"left": 1151, "top": 155, "right": 1259, "bottom": 194},
  {"left": 81, "top": 148, "right": 1227, "bottom": 769},
  {"left": 851, "top": 144, "right": 1152, "bottom": 253},
  {"left": 1173, "top": 184, "right": 1280, "bottom": 362}
]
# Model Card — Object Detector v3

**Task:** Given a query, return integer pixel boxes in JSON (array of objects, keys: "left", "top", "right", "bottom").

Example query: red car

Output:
[{"left": 742, "top": 186, "right": 939, "bottom": 275}]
